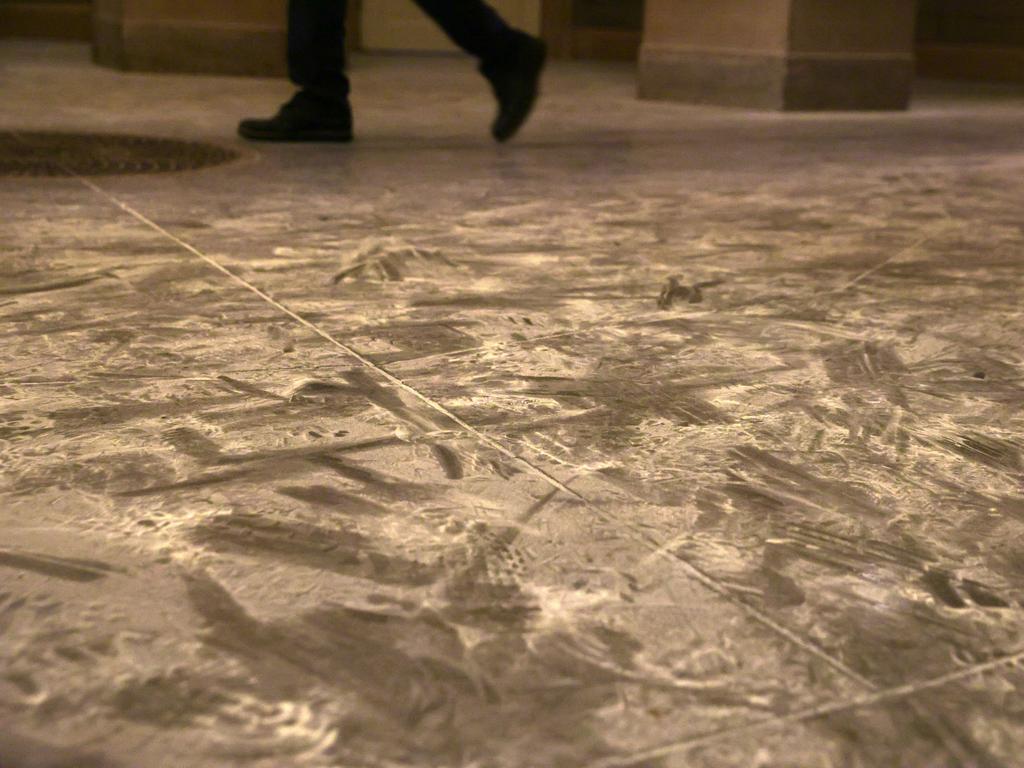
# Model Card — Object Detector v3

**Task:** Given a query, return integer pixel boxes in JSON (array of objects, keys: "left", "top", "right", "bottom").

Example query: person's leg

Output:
[
  {"left": 238, "top": 0, "right": 353, "bottom": 141},
  {"left": 410, "top": 0, "right": 516, "bottom": 63},
  {"left": 287, "top": 0, "right": 350, "bottom": 103},
  {"left": 412, "top": 0, "right": 547, "bottom": 142}
]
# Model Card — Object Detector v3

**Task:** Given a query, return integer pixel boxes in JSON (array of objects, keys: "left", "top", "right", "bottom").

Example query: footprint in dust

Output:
[
  {"left": 921, "top": 569, "right": 1011, "bottom": 609},
  {"left": 332, "top": 237, "right": 462, "bottom": 284}
]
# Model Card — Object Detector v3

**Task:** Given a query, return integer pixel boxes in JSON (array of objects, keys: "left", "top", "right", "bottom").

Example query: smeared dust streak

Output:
[
  {"left": 586, "top": 647, "right": 1024, "bottom": 768},
  {"left": 653, "top": 541, "right": 874, "bottom": 685},
  {"left": 52, "top": 141, "right": 875, "bottom": 697},
  {"left": 42, "top": 159, "right": 581, "bottom": 501},
  {"left": 828, "top": 210, "right": 957, "bottom": 293},
  {"left": 45, "top": 140, "right": 979, "bottom": 762}
]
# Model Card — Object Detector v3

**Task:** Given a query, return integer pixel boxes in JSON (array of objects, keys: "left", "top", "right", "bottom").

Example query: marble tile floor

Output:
[{"left": 2, "top": 40, "right": 1024, "bottom": 768}]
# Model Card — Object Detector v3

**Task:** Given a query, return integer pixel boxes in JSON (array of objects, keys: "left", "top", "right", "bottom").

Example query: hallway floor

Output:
[{"left": 2, "top": 41, "right": 1024, "bottom": 768}]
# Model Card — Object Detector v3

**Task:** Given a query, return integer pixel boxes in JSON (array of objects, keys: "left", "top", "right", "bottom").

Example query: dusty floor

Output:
[{"left": 2, "top": 40, "right": 1024, "bottom": 768}]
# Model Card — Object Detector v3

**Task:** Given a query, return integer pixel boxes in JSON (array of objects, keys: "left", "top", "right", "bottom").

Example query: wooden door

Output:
[
  {"left": 0, "top": 0, "right": 91, "bottom": 40},
  {"left": 916, "top": 0, "right": 1024, "bottom": 83}
]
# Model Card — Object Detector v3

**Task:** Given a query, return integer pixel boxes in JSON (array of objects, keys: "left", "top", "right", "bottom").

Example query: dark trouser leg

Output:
[
  {"left": 411, "top": 0, "right": 519, "bottom": 64},
  {"left": 288, "top": 0, "right": 350, "bottom": 103}
]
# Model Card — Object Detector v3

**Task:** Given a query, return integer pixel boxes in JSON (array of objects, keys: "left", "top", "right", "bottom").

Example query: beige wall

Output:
[
  {"left": 93, "top": 0, "right": 287, "bottom": 75},
  {"left": 110, "top": 0, "right": 283, "bottom": 25},
  {"left": 361, "top": 0, "right": 541, "bottom": 52},
  {"left": 93, "top": 0, "right": 543, "bottom": 73}
]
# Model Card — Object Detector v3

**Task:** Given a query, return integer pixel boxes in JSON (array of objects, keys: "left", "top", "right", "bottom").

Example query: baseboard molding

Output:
[
  {"left": 639, "top": 45, "right": 912, "bottom": 110},
  {"left": 785, "top": 53, "right": 913, "bottom": 110},
  {"left": 638, "top": 46, "right": 787, "bottom": 109}
]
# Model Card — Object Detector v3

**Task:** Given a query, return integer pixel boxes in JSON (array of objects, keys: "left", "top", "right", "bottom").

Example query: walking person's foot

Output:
[
  {"left": 238, "top": 91, "right": 353, "bottom": 142},
  {"left": 481, "top": 31, "right": 547, "bottom": 143}
]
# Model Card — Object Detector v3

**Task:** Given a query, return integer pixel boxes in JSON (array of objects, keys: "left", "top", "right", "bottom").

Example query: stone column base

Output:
[
  {"left": 93, "top": 18, "right": 286, "bottom": 76},
  {"left": 639, "top": 46, "right": 913, "bottom": 110},
  {"left": 92, "top": 0, "right": 288, "bottom": 76}
]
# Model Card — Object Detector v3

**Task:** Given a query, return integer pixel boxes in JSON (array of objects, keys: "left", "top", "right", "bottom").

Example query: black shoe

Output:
[
  {"left": 481, "top": 32, "right": 547, "bottom": 143},
  {"left": 238, "top": 91, "right": 353, "bottom": 142}
]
